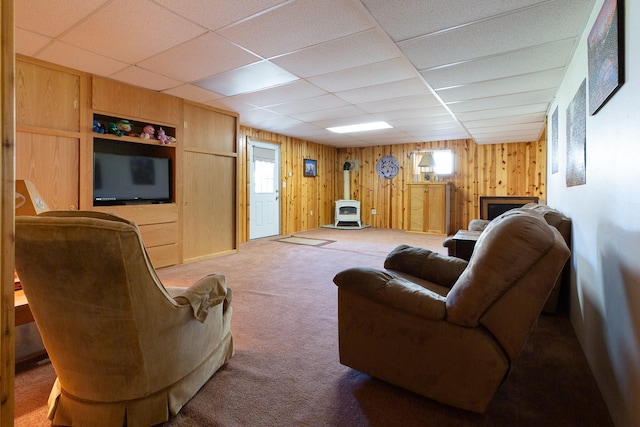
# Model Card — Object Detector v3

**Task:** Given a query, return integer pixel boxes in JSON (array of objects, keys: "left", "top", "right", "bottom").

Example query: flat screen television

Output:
[{"left": 94, "top": 140, "right": 172, "bottom": 206}]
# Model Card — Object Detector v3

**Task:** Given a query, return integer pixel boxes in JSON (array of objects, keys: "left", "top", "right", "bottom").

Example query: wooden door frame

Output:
[{"left": 1, "top": 0, "right": 16, "bottom": 424}]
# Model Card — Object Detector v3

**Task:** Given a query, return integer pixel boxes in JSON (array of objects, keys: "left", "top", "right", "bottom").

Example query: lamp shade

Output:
[
  {"left": 16, "top": 180, "right": 49, "bottom": 216},
  {"left": 418, "top": 153, "right": 435, "bottom": 167}
]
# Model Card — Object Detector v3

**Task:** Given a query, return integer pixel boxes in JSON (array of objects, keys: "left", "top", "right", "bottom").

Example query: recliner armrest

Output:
[
  {"left": 173, "top": 274, "right": 231, "bottom": 323},
  {"left": 384, "top": 245, "right": 468, "bottom": 288},
  {"left": 334, "top": 267, "right": 446, "bottom": 320}
]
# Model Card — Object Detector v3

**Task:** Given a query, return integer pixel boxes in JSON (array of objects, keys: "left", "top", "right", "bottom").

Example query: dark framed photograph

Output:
[
  {"left": 304, "top": 159, "right": 317, "bottom": 177},
  {"left": 588, "top": 0, "right": 623, "bottom": 115}
]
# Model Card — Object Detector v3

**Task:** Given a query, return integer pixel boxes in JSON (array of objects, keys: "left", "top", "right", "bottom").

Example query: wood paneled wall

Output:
[
  {"left": 238, "top": 126, "right": 337, "bottom": 242},
  {"left": 337, "top": 138, "right": 546, "bottom": 233},
  {"left": 238, "top": 126, "right": 545, "bottom": 241}
]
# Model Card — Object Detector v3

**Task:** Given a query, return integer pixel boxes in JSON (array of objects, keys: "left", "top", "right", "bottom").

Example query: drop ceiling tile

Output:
[
  {"left": 205, "top": 97, "right": 257, "bottom": 113},
  {"left": 162, "top": 84, "right": 223, "bottom": 104},
  {"left": 309, "top": 113, "right": 382, "bottom": 130},
  {"left": 292, "top": 106, "right": 368, "bottom": 123},
  {"left": 217, "top": 0, "right": 374, "bottom": 58},
  {"left": 399, "top": 0, "right": 594, "bottom": 69},
  {"left": 463, "top": 113, "right": 546, "bottom": 129},
  {"left": 335, "top": 78, "right": 429, "bottom": 104},
  {"left": 308, "top": 58, "right": 417, "bottom": 92},
  {"left": 233, "top": 80, "right": 327, "bottom": 107},
  {"left": 15, "top": 28, "right": 53, "bottom": 56},
  {"left": 372, "top": 107, "right": 453, "bottom": 122},
  {"left": 265, "top": 94, "right": 349, "bottom": 116},
  {"left": 437, "top": 69, "right": 564, "bottom": 103},
  {"left": 16, "top": 0, "right": 107, "bottom": 38},
  {"left": 467, "top": 121, "right": 544, "bottom": 134},
  {"left": 138, "top": 33, "right": 261, "bottom": 82},
  {"left": 271, "top": 29, "right": 399, "bottom": 78},
  {"left": 154, "top": 0, "right": 287, "bottom": 31},
  {"left": 194, "top": 61, "right": 298, "bottom": 96},
  {"left": 110, "top": 66, "right": 183, "bottom": 92},
  {"left": 421, "top": 39, "right": 576, "bottom": 89},
  {"left": 358, "top": 93, "right": 442, "bottom": 114},
  {"left": 36, "top": 41, "right": 128, "bottom": 77},
  {"left": 447, "top": 88, "right": 555, "bottom": 114},
  {"left": 456, "top": 102, "right": 549, "bottom": 121},
  {"left": 361, "top": 0, "right": 546, "bottom": 42},
  {"left": 59, "top": 0, "right": 206, "bottom": 64}
]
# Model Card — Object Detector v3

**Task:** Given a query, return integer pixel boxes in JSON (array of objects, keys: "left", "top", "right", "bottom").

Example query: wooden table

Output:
[
  {"left": 15, "top": 289, "right": 48, "bottom": 368},
  {"left": 451, "top": 230, "right": 482, "bottom": 261},
  {"left": 15, "top": 289, "right": 35, "bottom": 326}
]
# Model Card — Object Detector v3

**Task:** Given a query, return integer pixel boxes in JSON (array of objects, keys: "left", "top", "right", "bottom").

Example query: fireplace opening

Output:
[{"left": 479, "top": 196, "right": 539, "bottom": 220}]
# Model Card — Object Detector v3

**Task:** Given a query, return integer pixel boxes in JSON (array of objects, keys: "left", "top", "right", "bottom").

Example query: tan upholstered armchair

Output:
[
  {"left": 14, "top": 211, "right": 234, "bottom": 426},
  {"left": 334, "top": 209, "right": 570, "bottom": 413}
]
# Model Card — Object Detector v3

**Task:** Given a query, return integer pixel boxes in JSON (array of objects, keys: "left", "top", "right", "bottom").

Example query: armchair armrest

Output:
[
  {"left": 333, "top": 267, "right": 446, "bottom": 320},
  {"left": 173, "top": 274, "right": 231, "bottom": 323},
  {"left": 384, "top": 245, "right": 468, "bottom": 288}
]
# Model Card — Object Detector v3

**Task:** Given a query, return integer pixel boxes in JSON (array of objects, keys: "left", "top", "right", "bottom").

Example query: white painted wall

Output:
[{"left": 547, "top": 1, "right": 640, "bottom": 426}]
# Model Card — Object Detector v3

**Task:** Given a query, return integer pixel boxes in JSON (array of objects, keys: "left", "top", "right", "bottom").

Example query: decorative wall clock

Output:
[{"left": 376, "top": 155, "right": 399, "bottom": 179}]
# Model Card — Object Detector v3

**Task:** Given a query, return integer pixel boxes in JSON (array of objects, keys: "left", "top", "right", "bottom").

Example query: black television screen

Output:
[{"left": 94, "top": 151, "right": 171, "bottom": 205}]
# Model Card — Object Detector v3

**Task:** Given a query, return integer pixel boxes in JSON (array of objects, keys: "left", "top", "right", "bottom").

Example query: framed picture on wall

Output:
[
  {"left": 304, "top": 159, "right": 317, "bottom": 177},
  {"left": 588, "top": 0, "right": 624, "bottom": 115}
]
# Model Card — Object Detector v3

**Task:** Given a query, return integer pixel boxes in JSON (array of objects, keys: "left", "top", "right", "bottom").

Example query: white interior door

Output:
[{"left": 249, "top": 141, "right": 280, "bottom": 239}]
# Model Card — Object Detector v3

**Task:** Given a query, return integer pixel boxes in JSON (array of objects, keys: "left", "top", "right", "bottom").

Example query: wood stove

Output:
[{"left": 335, "top": 200, "right": 361, "bottom": 227}]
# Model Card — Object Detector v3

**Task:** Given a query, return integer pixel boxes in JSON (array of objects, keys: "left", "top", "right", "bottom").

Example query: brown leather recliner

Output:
[
  {"left": 15, "top": 211, "right": 234, "bottom": 426},
  {"left": 333, "top": 208, "right": 570, "bottom": 413}
]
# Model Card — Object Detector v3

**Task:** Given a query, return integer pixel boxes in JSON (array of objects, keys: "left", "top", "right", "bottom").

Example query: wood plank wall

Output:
[
  {"left": 238, "top": 126, "right": 337, "bottom": 242},
  {"left": 337, "top": 138, "right": 546, "bottom": 233},
  {"left": 237, "top": 126, "right": 545, "bottom": 242}
]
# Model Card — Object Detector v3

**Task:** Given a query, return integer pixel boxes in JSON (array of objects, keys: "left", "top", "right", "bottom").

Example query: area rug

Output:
[{"left": 276, "top": 236, "right": 334, "bottom": 246}]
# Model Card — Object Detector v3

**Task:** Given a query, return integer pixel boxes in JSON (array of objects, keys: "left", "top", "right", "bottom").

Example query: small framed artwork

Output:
[
  {"left": 587, "top": 0, "right": 623, "bottom": 115},
  {"left": 304, "top": 159, "right": 317, "bottom": 177}
]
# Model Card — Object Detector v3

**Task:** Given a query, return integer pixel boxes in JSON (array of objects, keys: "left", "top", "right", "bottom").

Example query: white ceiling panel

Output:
[
  {"left": 163, "top": 84, "right": 223, "bottom": 104},
  {"left": 16, "top": 0, "right": 107, "bottom": 38},
  {"left": 233, "top": 80, "right": 327, "bottom": 108},
  {"left": 265, "top": 94, "right": 349, "bottom": 116},
  {"left": 291, "top": 106, "right": 369, "bottom": 123},
  {"left": 58, "top": 0, "right": 206, "bottom": 64},
  {"left": 217, "top": 0, "right": 374, "bottom": 59},
  {"left": 110, "top": 66, "right": 183, "bottom": 92},
  {"left": 447, "top": 89, "right": 557, "bottom": 114},
  {"left": 421, "top": 38, "right": 577, "bottom": 89},
  {"left": 360, "top": 0, "right": 547, "bottom": 42},
  {"left": 195, "top": 61, "right": 298, "bottom": 96},
  {"left": 308, "top": 58, "right": 418, "bottom": 93},
  {"left": 336, "top": 78, "right": 429, "bottom": 104},
  {"left": 271, "top": 29, "right": 399, "bottom": 78},
  {"left": 436, "top": 69, "right": 565, "bottom": 103},
  {"left": 398, "top": 0, "right": 594, "bottom": 70},
  {"left": 36, "top": 41, "right": 128, "bottom": 77},
  {"left": 15, "top": 0, "right": 596, "bottom": 146},
  {"left": 138, "top": 33, "right": 261, "bottom": 82},
  {"left": 154, "top": 0, "right": 287, "bottom": 31}
]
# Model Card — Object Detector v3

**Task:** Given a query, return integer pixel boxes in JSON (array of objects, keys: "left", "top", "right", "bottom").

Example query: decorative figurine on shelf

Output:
[
  {"left": 140, "top": 125, "right": 155, "bottom": 139},
  {"left": 116, "top": 120, "right": 133, "bottom": 135},
  {"left": 157, "top": 127, "right": 169, "bottom": 144},
  {"left": 167, "top": 136, "right": 177, "bottom": 144},
  {"left": 108, "top": 122, "right": 123, "bottom": 137},
  {"left": 93, "top": 120, "right": 106, "bottom": 134}
]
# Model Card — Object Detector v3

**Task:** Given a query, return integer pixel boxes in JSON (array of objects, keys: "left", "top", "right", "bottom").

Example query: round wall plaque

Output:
[{"left": 376, "top": 155, "right": 400, "bottom": 179}]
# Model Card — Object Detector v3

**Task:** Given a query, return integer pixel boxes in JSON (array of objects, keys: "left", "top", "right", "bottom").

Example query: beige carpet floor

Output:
[{"left": 15, "top": 228, "right": 612, "bottom": 426}]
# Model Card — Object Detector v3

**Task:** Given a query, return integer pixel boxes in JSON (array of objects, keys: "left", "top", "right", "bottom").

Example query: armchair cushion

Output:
[
  {"left": 384, "top": 244, "right": 468, "bottom": 288},
  {"left": 334, "top": 267, "right": 446, "bottom": 320}
]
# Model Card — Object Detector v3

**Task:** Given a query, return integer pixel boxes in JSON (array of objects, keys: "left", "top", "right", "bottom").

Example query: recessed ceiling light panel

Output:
[{"left": 327, "top": 121, "right": 392, "bottom": 133}]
